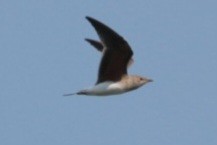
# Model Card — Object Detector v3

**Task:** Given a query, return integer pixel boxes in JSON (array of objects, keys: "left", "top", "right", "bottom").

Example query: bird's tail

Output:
[
  {"left": 63, "top": 90, "right": 88, "bottom": 96},
  {"left": 63, "top": 93, "right": 76, "bottom": 96}
]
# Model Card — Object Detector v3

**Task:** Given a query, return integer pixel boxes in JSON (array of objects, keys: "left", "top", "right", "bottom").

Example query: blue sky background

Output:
[{"left": 1, "top": 0, "right": 217, "bottom": 145}]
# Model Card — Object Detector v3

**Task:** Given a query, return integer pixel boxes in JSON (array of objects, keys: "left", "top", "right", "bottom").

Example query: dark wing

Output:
[
  {"left": 85, "top": 38, "right": 104, "bottom": 52},
  {"left": 86, "top": 16, "right": 133, "bottom": 84},
  {"left": 85, "top": 38, "right": 134, "bottom": 68}
]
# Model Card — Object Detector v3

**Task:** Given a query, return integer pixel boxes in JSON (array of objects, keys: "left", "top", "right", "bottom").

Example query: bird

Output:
[
  {"left": 85, "top": 38, "right": 134, "bottom": 67},
  {"left": 64, "top": 16, "right": 152, "bottom": 96}
]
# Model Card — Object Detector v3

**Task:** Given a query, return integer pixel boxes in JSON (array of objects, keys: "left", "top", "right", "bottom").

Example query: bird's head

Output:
[
  {"left": 134, "top": 76, "right": 153, "bottom": 87},
  {"left": 124, "top": 75, "right": 153, "bottom": 91}
]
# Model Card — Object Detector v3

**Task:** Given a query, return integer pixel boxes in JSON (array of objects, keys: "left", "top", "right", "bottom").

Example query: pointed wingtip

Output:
[
  {"left": 85, "top": 38, "right": 104, "bottom": 52},
  {"left": 85, "top": 38, "right": 95, "bottom": 45},
  {"left": 85, "top": 16, "right": 92, "bottom": 22},
  {"left": 84, "top": 38, "right": 91, "bottom": 42},
  {"left": 85, "top": 16, "right": 99, "bottom": 26}
]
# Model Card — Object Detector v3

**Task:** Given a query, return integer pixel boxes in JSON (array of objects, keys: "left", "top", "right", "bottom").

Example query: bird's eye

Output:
[{"left": 140, "top": 78, "right": 144, "bottom": 81}]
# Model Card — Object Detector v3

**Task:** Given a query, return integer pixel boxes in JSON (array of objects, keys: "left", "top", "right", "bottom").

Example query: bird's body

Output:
[
  {"left": 64, "top": 16, "right": 152, "bottom": 96},
  {"left": 77, "top": 81, "right": 124, "bottom": 96},
  {"left": 64, "top": 75, "right": 152, "bottom": 96}
]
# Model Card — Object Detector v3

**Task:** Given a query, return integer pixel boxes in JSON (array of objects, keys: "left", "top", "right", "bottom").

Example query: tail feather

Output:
[
  {"left": 63, "top": 93, "right": 76, "bottom": 96},
  {"left": 77, "top": 90, "right": 88, "bottom": 95},
  {"left": 63, "top": 90, "right": 88, "bottom": 96}
]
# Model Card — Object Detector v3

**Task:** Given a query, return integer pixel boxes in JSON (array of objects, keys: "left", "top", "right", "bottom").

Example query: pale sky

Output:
[{"left": 1, "top": 0, "right": 217, "bottom": 145}]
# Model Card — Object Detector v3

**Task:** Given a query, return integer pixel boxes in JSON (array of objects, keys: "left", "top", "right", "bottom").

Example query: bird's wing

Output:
[
  {"left": 85, "top": 38, "right": 134, "bottom": 68},
  {"left": 86, "top": 16, "right": 133, "bottom": 84},
  {"left": 85, "top": 38, "right": 104, "bottom": 52}
]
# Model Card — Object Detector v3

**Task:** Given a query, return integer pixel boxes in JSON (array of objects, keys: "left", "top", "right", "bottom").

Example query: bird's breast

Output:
[{"left": 88, "top": 81, "right": 124, "bottom": 96}]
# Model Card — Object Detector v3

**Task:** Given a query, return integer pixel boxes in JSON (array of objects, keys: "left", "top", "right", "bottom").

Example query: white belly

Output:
[{"left": 87, "top": 81, "right": 125, "bottom": 96}]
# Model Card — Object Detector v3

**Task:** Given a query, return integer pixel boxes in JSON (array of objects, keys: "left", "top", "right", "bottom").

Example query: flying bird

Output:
[
  {"left": 85, "top": 38, "right": 134, "bottom": 67},
  {"left": 64, "top": 16, "right": 152, "bottom": 96}
]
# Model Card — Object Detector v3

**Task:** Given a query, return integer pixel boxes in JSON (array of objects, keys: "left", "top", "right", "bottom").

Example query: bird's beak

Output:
[{"left": 148, "top": 79, "right": 153, "bottom": 82}]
